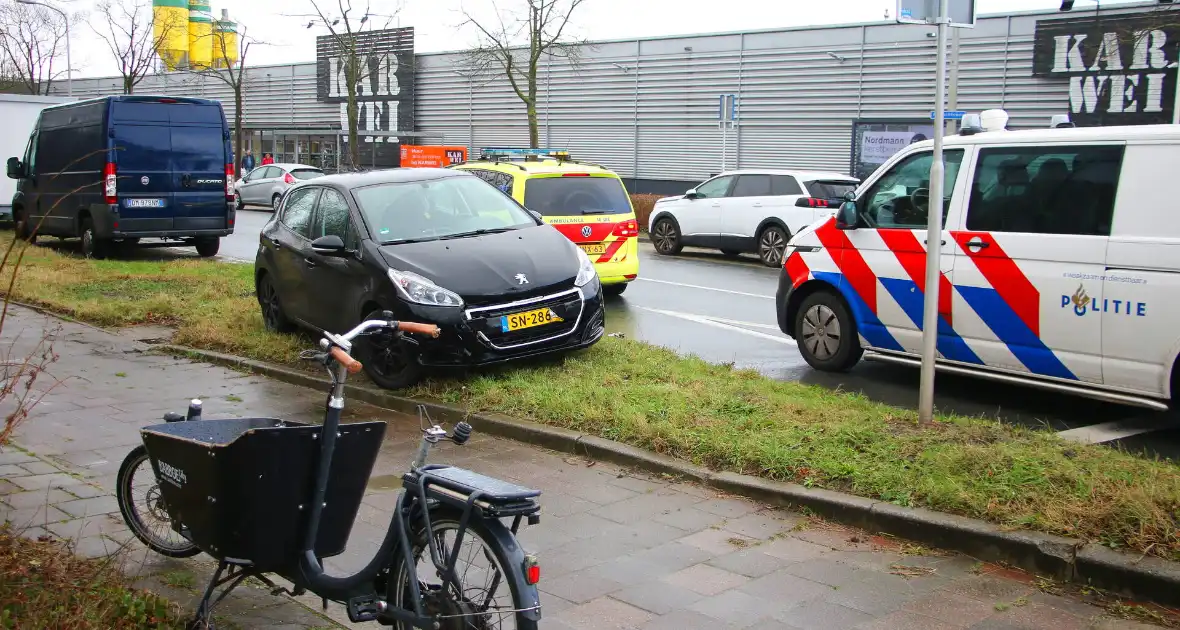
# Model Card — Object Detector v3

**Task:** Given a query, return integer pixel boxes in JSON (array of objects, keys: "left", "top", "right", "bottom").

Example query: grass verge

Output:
[
  {"left": 0, "top": 525, "right": 183, "bottom": 628},
  {"left": 5, "top": 237, "right": 1180, "bottom": 562}
]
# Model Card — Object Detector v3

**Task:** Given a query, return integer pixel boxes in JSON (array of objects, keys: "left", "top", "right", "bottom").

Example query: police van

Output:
[{"left": 776, "top": 109, "right": 1180, "bottom": 410}]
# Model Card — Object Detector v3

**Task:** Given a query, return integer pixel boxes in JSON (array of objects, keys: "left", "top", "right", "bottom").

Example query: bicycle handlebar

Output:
[
  {"left": 329, "top": 347, "right": 362, "bottom": 373},
  {"left": 335, "top": 318, "right": 441, "bottom": 343}
]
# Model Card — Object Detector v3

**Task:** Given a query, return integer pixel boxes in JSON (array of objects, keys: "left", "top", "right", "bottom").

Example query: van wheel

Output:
[
  {"left": 651, "top": 217, "right": 682, "bottom": 255},
  {"left": 13, "top": 208, "right": 35, "bottom": 243},
  {"left": 271, "top": 194, "right": 281, "bottom": 212},
  {"left": 80, "top": 218, "right": 109, "bottom": 259},
  {"left": 356, "top": 308, "right": 425, "bottom": 389},
  {"left": 195, "top": 237, "right": 219, "bottom": 258},
  {"left": 757, "top": 225, "right": 789, "bottom": 267},
  {"left": 604, "top": 283, "right": 628, "bottom": 297},
  {"left": 794, "top": 290, "right": 863, "bottom": 372}
]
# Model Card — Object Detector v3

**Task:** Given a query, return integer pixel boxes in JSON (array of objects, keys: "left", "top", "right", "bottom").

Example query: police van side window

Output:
[
  {"left": 965, "top": 146, "right": 1123, "bottom": 236},
  {"left": 858, "top": 150, "right": 964, "bottom": 229}
]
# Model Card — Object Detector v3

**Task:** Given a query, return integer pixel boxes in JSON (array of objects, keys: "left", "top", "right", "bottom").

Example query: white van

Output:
[{"left": 775, "top": 111, "right": 1180, "bottom": 410}]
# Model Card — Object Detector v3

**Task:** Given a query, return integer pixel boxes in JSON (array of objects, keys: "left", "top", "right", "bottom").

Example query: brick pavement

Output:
[{"left": 0, "top": 305, "right": 1167, "bottom": 629}]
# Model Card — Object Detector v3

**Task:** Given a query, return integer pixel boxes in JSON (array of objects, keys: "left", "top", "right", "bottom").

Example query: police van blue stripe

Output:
[
  {"left": 877, "top": 278, "right": 983, "bottom": 365},
  {"left": 955, "top": 285, "right": 1078, "bottom": 381}
]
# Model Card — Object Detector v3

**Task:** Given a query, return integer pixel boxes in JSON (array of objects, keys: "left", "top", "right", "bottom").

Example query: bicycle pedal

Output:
[{"left": 346, "top": 594, "right": 381, "bottom": 623}]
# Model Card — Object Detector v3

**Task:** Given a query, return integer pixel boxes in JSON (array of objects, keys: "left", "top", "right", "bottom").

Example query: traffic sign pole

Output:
[{"left": 918, "top": 0, "right": 950, "bottom": 425}]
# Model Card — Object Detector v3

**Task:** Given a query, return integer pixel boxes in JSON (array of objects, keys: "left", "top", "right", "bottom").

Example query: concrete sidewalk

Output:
[{"left": 0, "top": 305, "right": 1166, "bottom": 629}]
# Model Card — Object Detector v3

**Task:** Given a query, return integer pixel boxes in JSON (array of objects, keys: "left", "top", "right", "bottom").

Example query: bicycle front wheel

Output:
[
  {"left": 389, "top": 509, "right": 540, "bottom": 630},
  {"left": 116, "top": 445, "right": 201, "bottom": 558}
]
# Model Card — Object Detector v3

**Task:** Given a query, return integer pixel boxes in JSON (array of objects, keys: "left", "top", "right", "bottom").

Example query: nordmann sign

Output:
[{"left": 1033, "top": 14, "right": 1179, "bottom": 126}]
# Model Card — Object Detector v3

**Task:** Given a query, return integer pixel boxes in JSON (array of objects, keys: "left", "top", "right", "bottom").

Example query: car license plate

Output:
[
  {"left": 501, "top": 307, "right": 563, "bottom": 332},
  {"left": 579, "top": 243, "right": 606, "bottom": 255},
  {"left": 125, "top": 198, "right": 165, "bottom": 209}
]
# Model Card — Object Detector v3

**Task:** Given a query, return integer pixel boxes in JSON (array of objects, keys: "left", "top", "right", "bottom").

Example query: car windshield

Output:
[
  {"left": 806, "top": 180, "right": 858, "bottom": 199},
  {"left": 353, "top": 175, "right": 539, "bottom": 244},
  {"left": 290, "top": 168, "right": 324, "bottom": 181},
  {"left": 523, "top": 176, "right": 631, "bottom": 216}
]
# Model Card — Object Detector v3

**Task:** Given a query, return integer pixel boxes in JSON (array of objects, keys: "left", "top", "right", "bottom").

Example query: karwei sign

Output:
[
  {"left": 316, "top": 27, "right": 416, "bottom": 140},
  {"left": 1033, "top": 15, "right": 1178, "bottom": 126}
]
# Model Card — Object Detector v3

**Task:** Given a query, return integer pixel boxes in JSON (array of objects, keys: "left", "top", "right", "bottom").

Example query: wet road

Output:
[{"left": 188, "top": 209, "right": 1180, "bottom": 458}]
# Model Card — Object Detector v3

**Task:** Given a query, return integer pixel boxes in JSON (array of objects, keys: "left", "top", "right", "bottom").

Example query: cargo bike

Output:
[{"left": 113, "top": 316, "right": 544, "bottom": 629}]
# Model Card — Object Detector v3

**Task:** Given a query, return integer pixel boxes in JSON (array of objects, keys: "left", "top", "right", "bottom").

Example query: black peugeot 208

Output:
[{"left": 254, "top": 168, "right": 606, "bottom": 389}]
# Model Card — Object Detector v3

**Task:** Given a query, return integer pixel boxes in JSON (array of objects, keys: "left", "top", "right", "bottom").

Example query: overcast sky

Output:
[{"left": 67, "top": 0, "right": 1141, "bottom": 78}]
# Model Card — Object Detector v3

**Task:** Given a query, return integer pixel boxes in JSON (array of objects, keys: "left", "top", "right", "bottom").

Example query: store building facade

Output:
[{"left": 57, "top": 2, "right": 1178, "bottom": 193}]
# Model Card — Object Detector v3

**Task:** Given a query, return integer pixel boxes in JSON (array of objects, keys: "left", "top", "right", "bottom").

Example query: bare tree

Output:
[
  {"left": 186, "top": 24, "right": 265, "bottom": 177},
  {"left": 460, "top": 0, "right": 590, "bottom": 148},
  {"left": 294, "top": 1, "right": 397, "bottom": 170},
  {"left": 0, "top": 1, "right": 70, "bottom": 95},
  {"left": 92, "top": 0, "right": 184, "bottom": 94}
]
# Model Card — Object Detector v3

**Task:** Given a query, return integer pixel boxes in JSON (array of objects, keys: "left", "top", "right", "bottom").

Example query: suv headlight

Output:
[
  {"left": 574, "top": 246, "right": 597, "bottom": 287},
  {"left": 388, "top": 269, "right": 464, "bottom": 307}
]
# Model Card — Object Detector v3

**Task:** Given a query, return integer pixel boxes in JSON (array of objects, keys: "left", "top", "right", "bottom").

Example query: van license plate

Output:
[
  {"left": 500, "top": 308, "right": 563, "bottom": 332},
  {"left": 578, "top": 243, "right": 606, "bottom": 255},
  {"left": 125, "top": 198, "right": 165, "bottom": 208}
]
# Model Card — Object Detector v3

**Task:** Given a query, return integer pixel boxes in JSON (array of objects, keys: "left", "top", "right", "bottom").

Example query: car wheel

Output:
[
  {"left": 256, "top": 273, "right": 295, "bottom": 333},
  {"left": 271, "top": 194, "right": 282, "bottom": 212},
  {"left": 13, "top": 208, "right": 35, "bottom": 243},
  {"left": 651, "top": 217, "right": 682, "bottom": 255},
  {"left": 234, "top": 192, "right": 245, "bottom": 210},
  {"left": 757, "top": 225, "right": 789, "bottom": 267},
  {"left": 794, "top": 290, "right": 863, "bottom": 372},
  {"left": 604, "top": 283, "right": 627, "bottom": 297},
  {"left": 80, "top": 217, "right": 109, "bottom": 259},
  {"left": 195, "top": 237, "right": 219, "bottom": 258},
  {"left": 356, "top": 308, "right": 425, "bottom": 389}
]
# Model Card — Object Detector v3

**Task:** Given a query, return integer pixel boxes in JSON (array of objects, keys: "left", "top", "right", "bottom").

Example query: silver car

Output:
[{"left": 234, "top": 163, "right": 324, "bottom": 211}]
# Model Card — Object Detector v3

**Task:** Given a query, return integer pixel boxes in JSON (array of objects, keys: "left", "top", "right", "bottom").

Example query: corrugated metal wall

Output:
[{"left": 61, "top": 5, "right": 1154, "bottom": 184}]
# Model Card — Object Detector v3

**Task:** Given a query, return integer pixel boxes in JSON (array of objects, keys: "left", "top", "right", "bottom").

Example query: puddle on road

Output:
[{"left": 367, "top": 474, "right": 401, "bottom": 491}]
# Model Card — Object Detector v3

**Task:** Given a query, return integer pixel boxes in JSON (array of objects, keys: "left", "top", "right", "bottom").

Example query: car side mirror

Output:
[
  {"left": 528, "top": 209, "right": 543, "bottom": 222},
  {"left": 311, "top": 234, "right": 348, "bottom": 256},
  {"left": 684, "top": 188, "right": 701, "bottom": 200},
  {"left": 835, "top": 201, "right": 858, "bottom": 230},
  {"left": 6, "top": 157, "right": 23, "bottom": 180}
]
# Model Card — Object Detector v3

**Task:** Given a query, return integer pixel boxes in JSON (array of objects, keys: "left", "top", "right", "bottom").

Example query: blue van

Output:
[{"left": 6, "top": 95, "right": 236, "bottom": 258}]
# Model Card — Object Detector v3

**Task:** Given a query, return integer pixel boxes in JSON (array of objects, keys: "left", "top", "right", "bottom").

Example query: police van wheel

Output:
[
  {"left": 794, "top": 291, "right": 862, "bottom": 372},
  {"left": 80, "top": 218, "right": 109, "bottom": 259}
]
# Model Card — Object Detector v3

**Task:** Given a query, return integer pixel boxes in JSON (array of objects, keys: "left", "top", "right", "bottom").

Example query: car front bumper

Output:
[{"left": 404, "top": 282, "right": 607, "bottom": 368}]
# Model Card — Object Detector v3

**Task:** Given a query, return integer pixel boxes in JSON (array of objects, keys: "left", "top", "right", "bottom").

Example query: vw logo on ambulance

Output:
[{"left": 1063, "top": 284, "right": 1147, "bottom": 317}]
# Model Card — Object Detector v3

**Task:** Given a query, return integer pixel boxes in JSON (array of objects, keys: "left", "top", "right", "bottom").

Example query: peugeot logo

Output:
[
  {"left": 515, "top": 273, "right": 529, "bottom": 285},
  {"left": 140, "top": 176, "right": 149, "bottom": 185},
  {"left": 581, "top": 225, "right": 592, "bottom": 238}
]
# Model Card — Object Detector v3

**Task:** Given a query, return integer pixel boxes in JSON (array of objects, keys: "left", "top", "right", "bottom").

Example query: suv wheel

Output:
[
  {"left": 651, "top": 217, "right": 682, "bottom": 256},
  {"left": 80, "top": 218, "right": 109, "bottom": 259},
  {"left": 794, "top": 290, "right": 863, "bottom": 372},
  {"left": 356, "top": 308, "right": 425, "bottom": 389},
  {"left": 758, "top": 225, "right": 789, "bottom": 267}
]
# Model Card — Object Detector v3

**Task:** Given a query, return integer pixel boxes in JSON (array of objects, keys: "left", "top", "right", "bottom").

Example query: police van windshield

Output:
[{"left": 524, "top": 176, "right": 631, "bottom": 216}]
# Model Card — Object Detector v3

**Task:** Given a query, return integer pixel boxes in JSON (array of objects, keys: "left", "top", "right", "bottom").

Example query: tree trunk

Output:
[
  {"left": 124, "top": 76, "right": 133, "bottom": 95},
  {"left": 346, "top": 79, "right": 360, "bottom": 170},
  {"left": 527, "top": 102, "right": 539, "bottom": 149}
]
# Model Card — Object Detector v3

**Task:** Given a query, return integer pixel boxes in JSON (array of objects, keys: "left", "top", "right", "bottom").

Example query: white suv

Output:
[{"left": 647, "top": 170, "right": 859, "bottom": 267}]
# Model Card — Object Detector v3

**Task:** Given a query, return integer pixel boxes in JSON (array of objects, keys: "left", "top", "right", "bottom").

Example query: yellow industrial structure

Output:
[{"left": 151, "top": 0, "right": 237, "bottom": 71}]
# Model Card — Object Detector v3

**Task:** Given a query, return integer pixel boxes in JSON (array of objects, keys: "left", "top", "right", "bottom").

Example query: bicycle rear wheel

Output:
[
  {"left": 389, "top": 509, "right": 539, "bottom": 630},
  {"left": 117, "top": 445, "right": 201, "bottom": 558}
]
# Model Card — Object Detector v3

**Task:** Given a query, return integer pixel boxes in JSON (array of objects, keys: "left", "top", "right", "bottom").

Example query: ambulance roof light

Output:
[
  {"left": 960, "top": 113, "right": 984, "bottom": 136},
  {"left": 480, "top": 147, "right": 570, "bottom": 160}
]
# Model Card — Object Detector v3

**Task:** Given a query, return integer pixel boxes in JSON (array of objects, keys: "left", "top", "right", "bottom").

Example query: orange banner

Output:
[{"left": 400, "top": 145, "right": 468, "bottom": 168}]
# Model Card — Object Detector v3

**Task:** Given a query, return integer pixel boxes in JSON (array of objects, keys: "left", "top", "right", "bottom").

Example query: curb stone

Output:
[{"left": 158, "top": 344, "right": 1180, "bottom": 609}]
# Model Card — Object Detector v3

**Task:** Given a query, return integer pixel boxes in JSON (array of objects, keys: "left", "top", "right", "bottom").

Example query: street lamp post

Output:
[{"left": 16, "top": 0, "right": 71, "bottom": 98}]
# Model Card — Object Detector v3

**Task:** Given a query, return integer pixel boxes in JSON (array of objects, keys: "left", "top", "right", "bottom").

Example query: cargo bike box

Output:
[{"left": 139, "top": 417, "right": 385, "bottom": 572}]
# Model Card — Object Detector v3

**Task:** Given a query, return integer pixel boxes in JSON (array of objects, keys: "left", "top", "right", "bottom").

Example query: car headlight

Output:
[
  {"left": 387, "top": 269, "right": 463, "bottom": 307},
  {"left": 574, "top": 246, "right": 597, "bottom": 287}
]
